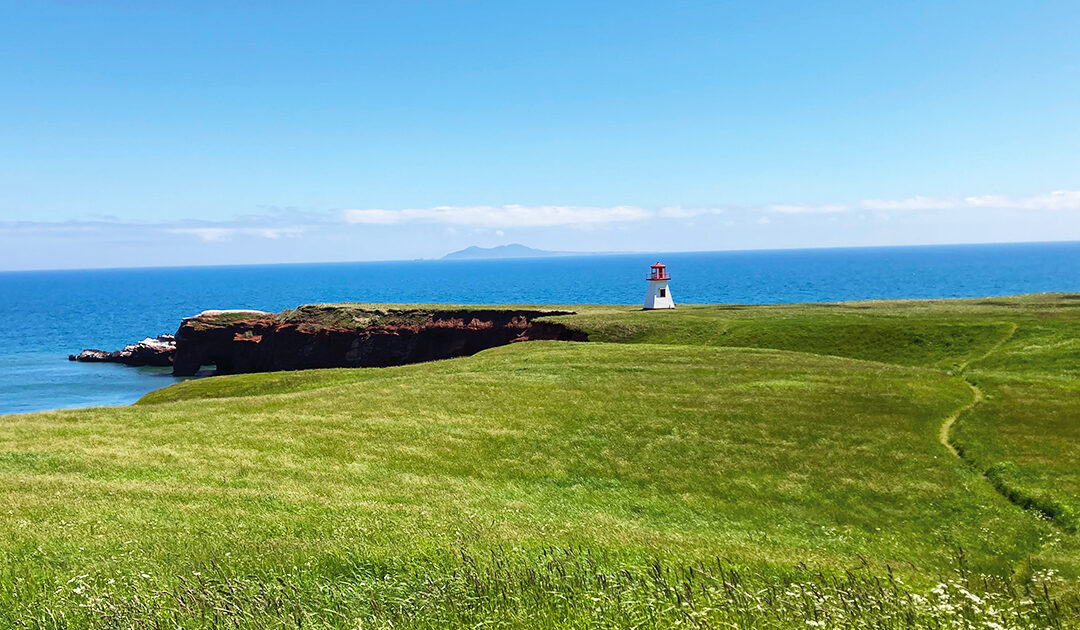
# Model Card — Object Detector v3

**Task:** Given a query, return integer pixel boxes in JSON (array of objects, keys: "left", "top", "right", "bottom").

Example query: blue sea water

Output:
[{"left": 2, "top": 241, "right": 1079, "bottom": 416}]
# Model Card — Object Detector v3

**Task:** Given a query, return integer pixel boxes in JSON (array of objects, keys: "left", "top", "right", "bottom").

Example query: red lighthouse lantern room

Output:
[{"left": 644, "top": 262, "right": 675, "bottom": 309}]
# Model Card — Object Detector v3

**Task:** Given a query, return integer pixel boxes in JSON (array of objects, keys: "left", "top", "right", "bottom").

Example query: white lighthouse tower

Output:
[{"left": 644, "top": 262, "right": 675, "bottom": 310}]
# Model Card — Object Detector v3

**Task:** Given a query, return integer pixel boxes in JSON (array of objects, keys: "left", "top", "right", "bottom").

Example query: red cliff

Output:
[{"left": 171, "top": 305, "right": 586, "bottom": 377}]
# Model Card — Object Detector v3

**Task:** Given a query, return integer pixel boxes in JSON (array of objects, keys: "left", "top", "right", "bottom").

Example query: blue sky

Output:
[{"left": 1, "top": 1, "right": 1078, "bottom": 270}]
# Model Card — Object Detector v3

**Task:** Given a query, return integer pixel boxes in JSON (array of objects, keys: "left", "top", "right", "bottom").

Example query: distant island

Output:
[{"left": 441, "top": 244, "right": 577, "bottom": 260}]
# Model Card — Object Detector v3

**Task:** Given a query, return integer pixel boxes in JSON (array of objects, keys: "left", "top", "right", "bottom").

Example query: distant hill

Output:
[{"left": 442, "top": 244, "right": 574, "bottom": 260}]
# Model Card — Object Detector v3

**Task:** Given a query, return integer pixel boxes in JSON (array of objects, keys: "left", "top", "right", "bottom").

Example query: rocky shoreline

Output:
[
  {"left": 68, "top": 335, "right": 176, "bottom": 367},
  {"left": 70, "top": 306, "right": 586, "bottom": 376}
]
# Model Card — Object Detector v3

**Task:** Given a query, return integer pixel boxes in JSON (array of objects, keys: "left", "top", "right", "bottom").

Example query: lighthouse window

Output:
[{"left": 659, "top": 288, "right": 666, "bottom": 297}]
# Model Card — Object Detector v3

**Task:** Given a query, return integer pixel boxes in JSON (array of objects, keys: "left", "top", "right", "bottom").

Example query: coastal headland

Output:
[
  {"left": 7, "top": 294, "right": 1080, "bottom": 627},
  {"left": 172, "top": 305, "right": 586, "bottom": 376},
  {"left": 69, "top": 306, "right": 587, "bottom": 375}
]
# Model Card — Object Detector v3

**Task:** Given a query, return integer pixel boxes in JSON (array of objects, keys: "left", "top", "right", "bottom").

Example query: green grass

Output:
[
  {"left": 558, "top": 296, "right": 1080, "bottom": 586},
  {"left": 953, "top": 376, "right": 1080, "bottom": 530},
  {"left": 189, "top": 302, "right": 575, "bottom": 332},
  {"left": 949, "top": 312, "right": 1080, "bottom": 553},
  {"left": 2, "top": 295, "right": 1080, "bottom": 628},
  {"left": 551, "top": 301, "right": 1020, "bottom": 368}
]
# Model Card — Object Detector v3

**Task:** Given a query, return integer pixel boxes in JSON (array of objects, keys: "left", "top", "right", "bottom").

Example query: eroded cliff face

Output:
[{"left": 171, "top": 306, "right": 586, "bottom": 376}]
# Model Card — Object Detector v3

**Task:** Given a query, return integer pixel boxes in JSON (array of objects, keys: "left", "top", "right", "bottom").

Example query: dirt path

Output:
[
  {"left": 937, "top": 322, "right": 1017, "bottom": 455},
  {"left": 938, "top": 380, "right": 982, "bottom": 456},
  {"left": 956, "top": 321, "right": 1019, "bottom": 374}
]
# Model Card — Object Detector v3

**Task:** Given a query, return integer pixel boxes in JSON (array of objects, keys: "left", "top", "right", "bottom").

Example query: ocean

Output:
[{"left": 2, "top": 241, "right": 1078, "bottom": 416}]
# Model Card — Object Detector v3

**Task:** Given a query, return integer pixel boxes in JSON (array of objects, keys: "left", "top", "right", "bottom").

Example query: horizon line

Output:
[{"left": 2, "top": 237, "right": 1079, "bottom": 274}]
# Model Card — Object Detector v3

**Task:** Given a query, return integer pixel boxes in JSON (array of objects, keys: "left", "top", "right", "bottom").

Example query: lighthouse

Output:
[{"left": 644, "top": 262, "right": 675, "bottom": 310}]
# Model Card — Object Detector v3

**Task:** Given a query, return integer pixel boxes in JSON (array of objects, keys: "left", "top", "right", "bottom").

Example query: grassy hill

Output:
[{"left": 1, "top": 295, "right": 1079, "bottom": 628}]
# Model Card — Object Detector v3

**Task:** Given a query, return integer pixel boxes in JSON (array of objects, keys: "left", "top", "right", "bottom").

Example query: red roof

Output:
[{"left": 650, "top": 262, "right": 666, "bottom": 268}]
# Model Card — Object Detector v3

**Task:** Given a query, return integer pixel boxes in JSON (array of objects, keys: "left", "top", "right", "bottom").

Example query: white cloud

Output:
[
  {"left": 168, "top": 226, "right": 306, "bottom": 242},
  {"left": 859, "top": 196, "right": 958, "bottom": 211},
  {"left": 748, "top": 190, "right": 1080, "bottom": 214},
  {"left": 1008, "top": 190, "right": 1080, "bottom": 210},
  {"left": 256, "top": 226, "right": 306, "bottom": 239},
  {"left": 5, "top": 188, "right": 1077, "bottom": 250},
  {"left": 767, "top": 203, "right": 849, "bottom": 214},
  {"left": 170, "top": 227, "right": 235, "bottom": 242},
  {"left": 342, "top": 204, "right": 652, "bottom": 227},
  {"left": 657, "top": 206, "right": 726, "bottom": 219},
  {"left": 0, "top": 221, "right": 106, "bottom": 234},
  {"left": 960, "top": 195, "right": 1009, "bottom": 209},
  {"left": 341, "top": 204, "right": 732, "bottom": 226},
  {"left": 860, "top": 190, "right": 1080, "bottom": 211}
]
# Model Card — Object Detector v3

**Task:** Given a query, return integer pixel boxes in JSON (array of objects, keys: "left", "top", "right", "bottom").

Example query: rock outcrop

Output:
[
  {"left": 171, "top": 307, "right": 586, "bottom": 376},
  {"left": 69, "top": 335, "right": 176, "bottom": 367}
]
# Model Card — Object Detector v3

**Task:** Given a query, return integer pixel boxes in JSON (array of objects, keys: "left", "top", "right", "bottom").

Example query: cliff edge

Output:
[{"left": 171, "top": 304, "right": 586, "bottom": 376}]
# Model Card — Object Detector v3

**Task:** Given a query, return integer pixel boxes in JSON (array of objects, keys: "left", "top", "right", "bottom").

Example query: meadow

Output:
[{"left": 0, "top": 295, "right": 1078, "bottom": 628}]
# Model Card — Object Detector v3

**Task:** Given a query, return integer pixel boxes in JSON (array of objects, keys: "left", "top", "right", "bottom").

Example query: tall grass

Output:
[{"left": 3, "top": 547, "right": 1076, "bottom": 629}]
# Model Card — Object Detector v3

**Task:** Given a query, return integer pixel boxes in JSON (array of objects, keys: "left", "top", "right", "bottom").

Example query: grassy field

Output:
[{"left": 1, "top": 295, "right": 1078, "bottom": 628}]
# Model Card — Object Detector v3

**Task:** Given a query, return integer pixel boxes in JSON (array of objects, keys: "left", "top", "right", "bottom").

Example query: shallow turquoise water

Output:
[{"left": 2, "top": 242, "right": 1079, "bottom": 415}]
